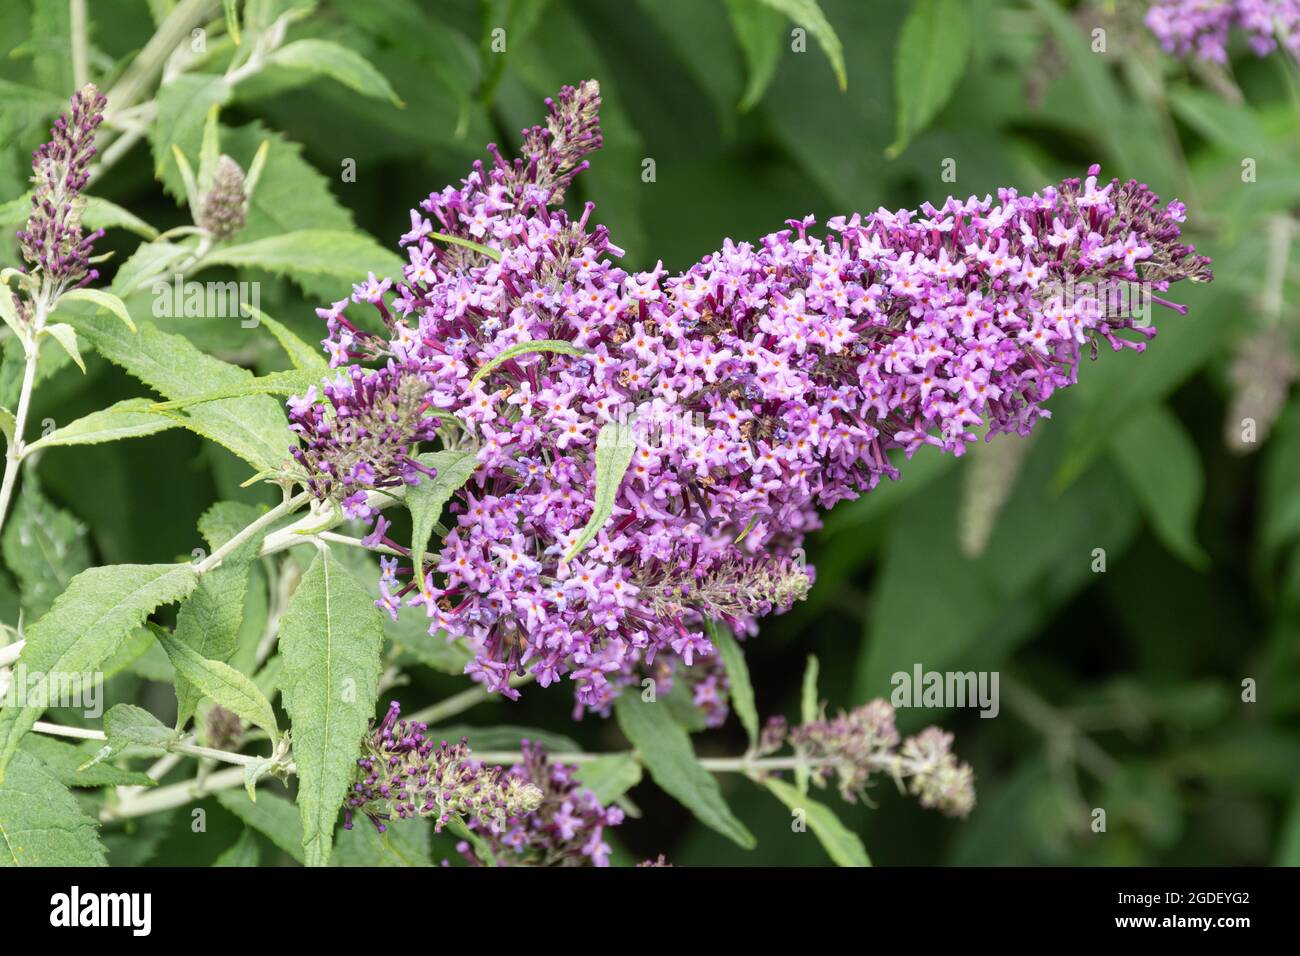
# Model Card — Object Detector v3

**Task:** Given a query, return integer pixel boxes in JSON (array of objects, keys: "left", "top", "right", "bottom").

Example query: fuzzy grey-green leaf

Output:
[
  {"left": 0, "top": 749, "right": 107, "bottom": 866},
  {"left": 278, "top": 547, "right": 383, "bottom": 866},
  {"left": 0, "top": 563, "right": 199, "bottom": 783},
  {"left": 408, "top": 450, "right": 479, "bottom": 575},
  {"left": 614, "top": 694, "right": 755, "bottom": 849}
]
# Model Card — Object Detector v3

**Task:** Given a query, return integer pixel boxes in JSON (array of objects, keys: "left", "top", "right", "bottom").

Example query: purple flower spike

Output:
[{"left": 16, "top": 84, "right": 107, "bottom": 294}]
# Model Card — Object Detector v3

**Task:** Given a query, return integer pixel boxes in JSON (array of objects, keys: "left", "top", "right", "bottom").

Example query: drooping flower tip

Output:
[{"left": 772, "top": 699, "right": 975, "bottom": 818}]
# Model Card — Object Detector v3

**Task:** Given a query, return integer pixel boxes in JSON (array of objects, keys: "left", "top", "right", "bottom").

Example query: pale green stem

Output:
[
  {"left": 70, "top": 0, "right": 90, "bottom": 89},
  {"left": 0, "top": 298, "right": 45, "bottom": 539},
  {"left": 195, "top": 491, "right": 309, "bottom": 575}
]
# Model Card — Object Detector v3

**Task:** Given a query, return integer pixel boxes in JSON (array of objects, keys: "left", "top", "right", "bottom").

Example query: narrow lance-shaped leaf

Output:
[
  {"left": 798, "top": 654, "right": 820, "bottom": 794},
  {"left": 240, "top": 304, "right": 328, "bottom": 370},
  {"left": 407, "top": 450, "right": 479, "bottom": 575},
  {"left": 764, "top": 777, "right": 871, "bottom": 867},
  {"left": 171, "top": 502, "right": 269, "bottom": 730},
  {"left": 150, "top": 368, "right": 327, "bottom": 410},
  {"left": 564, "top": 419, "right": 636, "bottom": 562},
  {"left": 756, "top": 0, "right": 846, "bottom": 90},
  {"left": 278, "top": 546, "right": 384, "bottom": 866},
  {"left": 68, "top": 313, "right": 291, "bottom": 473},
  {"left": 216, "top": 790, "right": 305, "bottom": 864},
  {"left": 469, "top": 339, "right": 588, "bottom": 389},
  {"left": 260, "top": 39, "right": 404, "bottom": 107},
  {"left": 614, "top": 694, "right": 756, "bottom": 850},
  {"left": 0, "top": 563, "right": 198, "bottom": 783},
  {"left": 157, "top": 630, "right": 280, "bottom": 740},
  {"left": 23, "top": 398, "right": 181, "bottom": 454},
  {"left": 710, "top": 621, "right": 759, "bottom": 747},
  {"left": 887, "top": 0, "right": 971, "bottom": 158}
]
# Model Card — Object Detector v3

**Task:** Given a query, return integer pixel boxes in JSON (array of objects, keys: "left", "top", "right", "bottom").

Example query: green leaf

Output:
[
  {"left": 798, "top": 653, "right": 819, "bottom": 793},
  {"left": 1, "top": 480, "right": 91, "bottom": 619},
  {"left": 614, "top": 694, "right": 756, "bottom": 849},
  {"left": 222, "top": 0, "right": 242, "bottom": 45},
  {"left": 79, "top": 704, "right": 179, "bottom": 769},
  {"left": 150, "top": 368, "right": 327, "bottom": 410},
  {"left": 157, "top": 630, "right": 279, "bottom": 739},
  {"left": 68, "top": 313, "right": 291, "bottom": 473},
  {"left": 573, "top": 754, "right": 642, "bottom": 806},
  {"left": 19, "top": 735, "right": 156, "bottom": 788},
  {"left": 278, "top": 546, "right": 384, "bottom": 866},
  {"left": 755, "top": 0, "right": 845, "bottom": 90},
  {"left": 0, "top": 564, "right": 199, "bottom": 783},
  {"left": 215, "top": 789, "right": 304, "bottom": 864},
  {"left": 240, "top": 304, "right": 328, "bottom": 370},
  {"left": 724, "top": 0, "right": 785, "bottom": 111},
  {"left": 82, "top": 197, "right": 160, "bottom": 240},
  {"left": 56, "top": 288, "right": 136, "bottom": 333},
  {"left": 213, "top": 828, "right": 262, "bottom": 867},
  {"left": 260, "top": 39, "right": 404, "bottom": 107},
  {"left": 800, "top": 653, "right": 820, "bottom": 726},
  {"left": 887, "top": 0, "right": 970, "bottom": 157},
  {"left": 24, "top": 399, "right": 181, "bottom": 454},
  {"left": 109, "top": 241, "right": 193, "bottom": 298},
  {"left": 204, "top": 230, "right": 404, "bottom": 294},
  {"left": 764, "top": 777, "right": 871, "bottom": 867},
  {"left": 430, "top": 231, "right": 501, "bottom": 261},
  {"left": 710, "top": 621, "right": 759, "bottom": 746},
  {"left": 333, "top": 818, "right": 433, "bottom": 867},
  {"left": 0, "top": 750, "right": 106, "bottom": 866},
  {"left": 38, "top": 322, "right": 84, "bottom": 372},
  {"left": 407, "top": 450, "right": 479, "bottom": 574},
  {"left": 198, "top": 104, "right": 222, "bottom": 200},
  {"left": 563, "top": 419, "right": 636, "bottom": 562},
  {"left": 152, "top": 74, "right": 233, "bottom": 200},
  {"left": 469, "top": 339, "right": 587, "bottom": 389},
  {"left": 1110, "top": 403, "right": 1207, "bottom": 568},
  {"left": 169, "top": 501, "right": 268, "bottom": 727}
]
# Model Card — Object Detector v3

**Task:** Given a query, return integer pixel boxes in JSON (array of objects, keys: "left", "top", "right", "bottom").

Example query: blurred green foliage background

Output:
[{"left": 1, "top": 0, "right": 1298, "bottom": 865}]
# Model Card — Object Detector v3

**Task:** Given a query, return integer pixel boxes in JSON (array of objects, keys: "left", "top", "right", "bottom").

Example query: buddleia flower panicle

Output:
[
  {"left": 1146, "top": 0, "right": 1300, "bottom": 63},
  {"left": 15, "top": 83, "right": 107, "bottom": 300},
  {"left": 347, "top": 701, "right": 543, "bottom": 834},
  {"left": 198, "top": 154, "right": 248, "bottom": 242},
  {"left": 759, "top": 698, "right": 976, "bottom": 818},
  {"left": 296, "top": 80, "right": 1212, "bottom": 716},
  {"left": 458, "top": 740, "right": 625, "bottom": 866}
]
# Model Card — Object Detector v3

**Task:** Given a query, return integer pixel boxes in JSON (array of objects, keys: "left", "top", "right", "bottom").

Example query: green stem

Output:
[{"left": 195, "top": 491, "right": 309, "bottom": 575}]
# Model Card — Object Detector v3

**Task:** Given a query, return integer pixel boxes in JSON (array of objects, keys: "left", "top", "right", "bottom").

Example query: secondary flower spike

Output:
[
  {"left": 346, "top": 701, "right": 542, "bottom": 833},
  {"left": 293, "top": 80, "right": 1213, "bottom": 715},
  {"left": 1146, "top": 0, "right": 1300, "bottom": 63},
  {"left": 16, "top": 83, "right": 106, "bottom": 294}
]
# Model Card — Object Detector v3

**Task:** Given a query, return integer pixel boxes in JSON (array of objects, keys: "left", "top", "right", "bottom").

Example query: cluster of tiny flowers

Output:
[
  {"left": 15, "top": 84, "right": 106, "bottom": 295},
  {"left": 1145, "top": 0, "right": 1300, "bottom": 62},
  {"left": 288, "top": 364, "right": 442, "bottom": 520},
  {"left": 346, "top": 701, "right": 543, "bottom": 833},
  {"left": 297, "top": 79, "right": 1211, "bottom": 715},
  {"left": 760, "top": 699, "right": 976, "bottom": 818},
  {"left": 458, "top": 740, "right": 624, "bottom": 866}
]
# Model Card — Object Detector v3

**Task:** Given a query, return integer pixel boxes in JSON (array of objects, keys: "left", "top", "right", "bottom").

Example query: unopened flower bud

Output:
[{"left": 198, "top": 154, "right": 247, "bottom": 241}]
